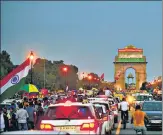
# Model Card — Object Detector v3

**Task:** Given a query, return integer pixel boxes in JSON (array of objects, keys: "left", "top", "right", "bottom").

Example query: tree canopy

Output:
[{"left": 0, "top": 51, "right": 79, "bottom": 91}]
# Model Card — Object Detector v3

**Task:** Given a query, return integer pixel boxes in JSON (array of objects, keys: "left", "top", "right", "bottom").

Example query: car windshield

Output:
[
  {"left": 92, "top": 103, "right": 109, "bottom": 110},
  {"left": 94, "top": 106, "right": 103, "bottom": 114},
  {"left": 47, "top": 105, "right": 94, "bottom": 120},
  {"left": 142, "top": 102, "right": 162, "bottom": 111},
  {"left": 136, "top": 95, "right": 153, "bottom": 101}
]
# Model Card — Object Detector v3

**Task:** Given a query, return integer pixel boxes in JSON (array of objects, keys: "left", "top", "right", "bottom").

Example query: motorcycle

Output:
[{"left": 135, "top": 129, "right": 143, "bottom": 135}]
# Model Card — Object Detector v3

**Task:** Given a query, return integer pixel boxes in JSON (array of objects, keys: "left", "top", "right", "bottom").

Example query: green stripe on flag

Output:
[{"left": 0, "top": 77, "right": 26, "bottom": 103}]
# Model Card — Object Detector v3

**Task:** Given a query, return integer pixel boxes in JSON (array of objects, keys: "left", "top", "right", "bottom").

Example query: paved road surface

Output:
[{"left": 112, "top": 110, "right": 162, "bottom": 135}]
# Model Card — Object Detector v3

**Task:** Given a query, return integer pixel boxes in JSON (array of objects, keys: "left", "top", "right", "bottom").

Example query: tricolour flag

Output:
[
  {"left": 0, "top": 58, "right": 31, "bottom": 103},
  {"left": 100, "top": 73, "right": 104, "bottom": 81}
]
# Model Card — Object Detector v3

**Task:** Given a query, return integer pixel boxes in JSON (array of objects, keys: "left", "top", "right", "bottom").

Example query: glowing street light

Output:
[
  {"left": 62, "top": 66, "right": 68, "bottom": 91},
  {"left": 88, "top": 75, "right": 92, "bottom": 80},
  {"left": 88, "top": 75, "right": 92, "bottom": 88},
  {"left": 30, "top": 51, "right": 34, "bottom": 60},
  {"left": 30, "top": 51, "right": 34, "bottom": 84},
  {"left": 63, "top": 67, "right": 68, "bottom": 72}
]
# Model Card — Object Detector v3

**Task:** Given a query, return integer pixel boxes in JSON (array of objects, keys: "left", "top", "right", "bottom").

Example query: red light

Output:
[
  {"left": 88, "top": 75, "right": 92, "bottom": 80},
  {"left": 94, "top": 78, "right": 96, "bottom": 80},
  {"left": 63, "top": 67, "right": 68, "bottom": 72}
]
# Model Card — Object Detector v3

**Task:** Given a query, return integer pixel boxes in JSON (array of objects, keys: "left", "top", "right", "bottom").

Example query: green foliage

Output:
[
  {"left": 140, "top": 82, "right": 148, "bottom": 90},
  {"left": 25, "top": 58, "right": 79, "bottom": 90},
  {"left": 0, "top": 50, "right": 14, "bottom": 79},
  {"left": 1, "top": 51, "right": 79, "bottom": 91}
]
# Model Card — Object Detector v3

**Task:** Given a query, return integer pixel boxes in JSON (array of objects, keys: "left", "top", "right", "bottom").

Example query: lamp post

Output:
[
  {"left": 30, "top": 51, "right": 34, "bottom": 84},
  {"left": 62, "top": 67, "right": 68, "bottom": 90}
]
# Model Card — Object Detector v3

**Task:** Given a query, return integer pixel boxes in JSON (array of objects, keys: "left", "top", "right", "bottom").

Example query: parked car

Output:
[{"left": 142, "top": 101, "right": 162, "bottom": 130}]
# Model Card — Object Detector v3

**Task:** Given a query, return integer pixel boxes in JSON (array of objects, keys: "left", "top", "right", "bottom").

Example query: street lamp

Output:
[
  {"left": 62, "top": 67, "right": 68, "bottom": 90},
  {"left": 30, "top": 51, "right": 34, "bottom": 84}
]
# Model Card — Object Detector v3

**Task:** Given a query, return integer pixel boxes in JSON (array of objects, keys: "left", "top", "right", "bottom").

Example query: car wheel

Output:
[
  {"left": 105, "top": 130, "right": 112, "bottom": 135},
  {"left": 146, "top": 128, "right": 150, "bottom": 131}
]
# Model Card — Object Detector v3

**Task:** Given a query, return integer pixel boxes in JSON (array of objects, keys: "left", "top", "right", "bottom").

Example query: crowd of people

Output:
[
  {"left": 0, "top": 97, "right": 50, "bottom": 132},
  {"left": 0, "top": 87, "right": 113, "bottom": 133}
]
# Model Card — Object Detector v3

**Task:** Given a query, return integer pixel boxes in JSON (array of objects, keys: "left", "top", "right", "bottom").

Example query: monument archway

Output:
[{"left": 113, "top": 45, "right": 147, "bottom": 90}]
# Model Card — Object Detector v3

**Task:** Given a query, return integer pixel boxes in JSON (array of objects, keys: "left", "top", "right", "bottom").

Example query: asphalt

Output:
[{"left": 112, "top": 110, "right": 162, "bottom": 135}]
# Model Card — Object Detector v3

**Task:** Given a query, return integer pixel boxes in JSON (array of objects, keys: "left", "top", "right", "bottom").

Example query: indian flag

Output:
[{"left": 0, "top": 58, "right": 31, "bottom": 103}]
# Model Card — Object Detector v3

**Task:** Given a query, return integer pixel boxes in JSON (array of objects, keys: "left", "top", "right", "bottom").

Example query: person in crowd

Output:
[
  {"left": 3, "top": 108, "right": 10, "bottom": 132},
  {"left": 16, "top": 103, "right": 29, "bottom": 130},
  {"left": 105, "top": 87, "right": 112, "bottom": 97},
  {"left": 34, "top": 100, "right": 39, "bottom": 110},
  {"left": 0, "top": 108, "right": 5, "bottom": 133},
  {"left": 97, "top": 87, "right": 105, "bottom": 95},
  {"left": 131, "top": 104, "right": 149, "bottom": 135},
  {"left": 36, "top": 103, "right": 44, "bottom": 122},
  {"left": 120, "top": 97, "right": 129, "bottom": 122},
  {"left": 9, "top": 107, "right": 17, "bottom": 131},
  {"left": 23, "top": 97, "right": 29, "bottom": 109},
  {"left": 26, "top": 102, "right": 36, "bottom": 130},
  {"left": 35, "top": 103, "right": 44, "bottom": 129},
  {"left": 43, "top": 97, "right": 49, "bottom": 112}
]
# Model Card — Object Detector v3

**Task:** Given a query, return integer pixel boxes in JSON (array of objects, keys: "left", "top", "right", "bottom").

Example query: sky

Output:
[{"left": 1, "top": 1, "right": 162, "bottom": 82}]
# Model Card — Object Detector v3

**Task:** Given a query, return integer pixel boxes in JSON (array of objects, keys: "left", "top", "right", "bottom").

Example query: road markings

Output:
[{"left": 115, "top": 120, "right": 122, "bottom": 135}]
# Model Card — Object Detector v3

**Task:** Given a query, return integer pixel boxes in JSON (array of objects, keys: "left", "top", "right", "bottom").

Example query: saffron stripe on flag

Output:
[{"left": 0, "top": 58, "right": 30, "bottom": 88}]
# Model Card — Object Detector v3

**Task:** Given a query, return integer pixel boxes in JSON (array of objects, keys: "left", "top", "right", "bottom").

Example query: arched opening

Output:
[{"left": 125, "top": 68, "right": 136, "bottom": 90}]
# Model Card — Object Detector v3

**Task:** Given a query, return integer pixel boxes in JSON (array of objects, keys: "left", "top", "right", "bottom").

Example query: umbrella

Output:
[{"left": 20, "top": 84, "right": 39, "bottom": 93}]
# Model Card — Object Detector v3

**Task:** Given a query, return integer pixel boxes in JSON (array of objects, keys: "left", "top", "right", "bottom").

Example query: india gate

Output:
[{"left": 113, "top": 45, "right": 147, "bottom": 90}]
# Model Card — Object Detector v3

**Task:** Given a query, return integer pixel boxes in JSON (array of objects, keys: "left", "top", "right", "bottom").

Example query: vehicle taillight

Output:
[
  {"left": 80, "top": 122, "right": 97, "bottom": 131},
  {"left": 102, "top": 116, "right": 108, "bottom": 121},
  {"left": 40, "top": 124, "right": 53, "bottom": 130},
  {"left": 112, "top": 107, "right": 117, "bottom": 111}
]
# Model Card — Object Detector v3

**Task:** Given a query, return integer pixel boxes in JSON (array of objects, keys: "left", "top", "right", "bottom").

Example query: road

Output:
[{"left": 112, "top": 110, "right": 162, "bottom": 135}]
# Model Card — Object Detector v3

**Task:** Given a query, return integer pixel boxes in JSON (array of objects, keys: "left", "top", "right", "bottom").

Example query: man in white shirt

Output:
[
  {"left": 16, "top": 103, "right": 29, "bottom": 130},
  {"left": 105, "top": 88, "right": 112, "bottom": 97},
  {"left": 120, "top": 97, "right": 129, "bottom": 121}
]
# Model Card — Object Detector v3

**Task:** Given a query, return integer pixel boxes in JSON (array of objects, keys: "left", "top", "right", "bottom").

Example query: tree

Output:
[
  {"left": 25, "top": 58, "right": 79, "bottom": 91},
  {"left": 140, "top": 82, "right": 148, "bottom": 90},
  {"left": 0, "top": 50, "right": 14, "bottom": 79}
]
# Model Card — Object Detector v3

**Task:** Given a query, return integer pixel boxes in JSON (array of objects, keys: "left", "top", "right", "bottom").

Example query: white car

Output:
[
  {"left": 38, "top": 101, "right": 103, "bottom": 134},
  {"left": 89, "top": 100, "right": 115, "bottom": 131},
  {"left": 93, "top": 103, "right": 114, "bottom": 134},
  {"left": 1, "top": 130, "right": 70, "bottom": 134},
  {"left": 2, "top": 99, "right": 15, "bottom": 104},
  {"left": 108, "top": 98, "right": 119, "bottom": 123}
]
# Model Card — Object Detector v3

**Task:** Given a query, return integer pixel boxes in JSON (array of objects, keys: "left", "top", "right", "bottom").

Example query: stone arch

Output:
[{"left": 113, "top": 45, "right": 147, "bottom": 90}]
